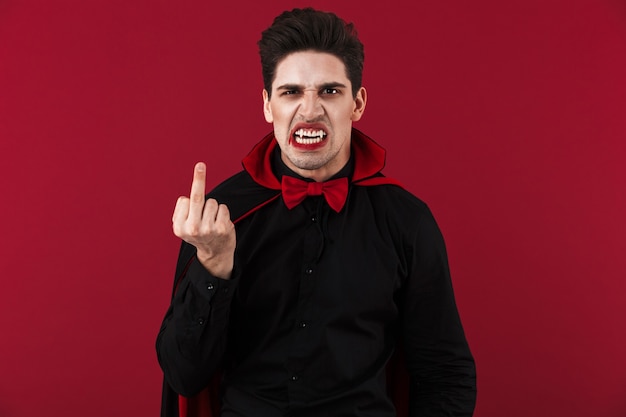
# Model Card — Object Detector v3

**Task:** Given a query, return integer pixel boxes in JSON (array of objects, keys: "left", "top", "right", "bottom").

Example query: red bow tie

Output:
[{"left": 281, "top": 176, "right": 349, "bottom": 212}]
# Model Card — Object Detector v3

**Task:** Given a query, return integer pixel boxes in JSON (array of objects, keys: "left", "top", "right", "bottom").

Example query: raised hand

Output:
[{"left": 172, "top": 162, "right": 236, "bottom": 279}]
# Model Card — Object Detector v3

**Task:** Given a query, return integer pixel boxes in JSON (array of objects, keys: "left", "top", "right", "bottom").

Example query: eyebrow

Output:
[{"left": 275, "top": 82, "right": 348, "bottom": 91}]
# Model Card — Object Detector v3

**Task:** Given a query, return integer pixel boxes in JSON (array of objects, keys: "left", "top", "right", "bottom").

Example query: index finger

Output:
[{"left": 189, "top": 162, "right": 207, "bottom": 208}]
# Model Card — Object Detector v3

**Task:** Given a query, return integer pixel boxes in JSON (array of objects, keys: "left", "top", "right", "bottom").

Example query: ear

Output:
[
  {"left": 262, "top": 89, "right": 273, "bottom": 123},
  {"left": 351, "top": 87, "right": 367, "bottom": 122}
]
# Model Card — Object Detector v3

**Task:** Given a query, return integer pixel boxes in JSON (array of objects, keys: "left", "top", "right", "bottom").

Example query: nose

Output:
[{"left": 298, "top": 91, "right": 324, "bottom": 121}]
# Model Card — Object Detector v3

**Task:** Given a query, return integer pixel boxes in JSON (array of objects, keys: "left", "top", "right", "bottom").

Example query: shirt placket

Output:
[{"left": 286, "top": 196, "right": 326, "bottom": 406}]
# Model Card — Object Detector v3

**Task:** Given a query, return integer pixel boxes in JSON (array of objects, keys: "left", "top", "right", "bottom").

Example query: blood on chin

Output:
[{"left": 289, "top": 136, "right": 328, "bottom": 151}]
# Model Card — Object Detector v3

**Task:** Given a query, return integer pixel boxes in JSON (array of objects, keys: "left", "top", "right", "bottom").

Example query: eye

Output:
[
  {"left": 281, "top": 89, "right": 299, "bottom": 96},
  {"left": 322, "top": 88, "right": 339, "bottom": 95}
]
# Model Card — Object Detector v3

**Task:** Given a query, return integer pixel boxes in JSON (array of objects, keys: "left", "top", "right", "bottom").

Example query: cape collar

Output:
[{"left": 241, "top": 128, "right": 387, "bottom": 190}]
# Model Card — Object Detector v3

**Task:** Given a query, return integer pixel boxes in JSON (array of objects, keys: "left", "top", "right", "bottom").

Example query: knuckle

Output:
[
  {"left": 199, "top": 223, "right": 212, "bottom": 237},
  {"left": 217, "top": 224, "right": 235, "bottom": 238},
  {"left": 190, "top": 194, "right": 204, "bottom": 204}
]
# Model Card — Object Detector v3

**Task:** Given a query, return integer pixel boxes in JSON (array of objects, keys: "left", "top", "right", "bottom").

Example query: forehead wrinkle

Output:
[{"left": 271, "top": 51, "right": 352, "bottom": 94}]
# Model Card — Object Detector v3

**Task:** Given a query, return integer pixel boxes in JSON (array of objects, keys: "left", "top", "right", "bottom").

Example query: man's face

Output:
[{"left": 263, "top": 51, "right": 366, "bottom": 182}]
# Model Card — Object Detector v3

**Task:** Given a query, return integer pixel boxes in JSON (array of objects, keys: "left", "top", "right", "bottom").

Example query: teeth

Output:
[{"left": 294, "top": 128, "right": 326, "bottom": 144}]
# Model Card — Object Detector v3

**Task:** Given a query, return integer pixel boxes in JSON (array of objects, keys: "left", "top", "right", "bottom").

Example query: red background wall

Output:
[{"left": 1, "top": 1, "right": 625, "bottom": 416}]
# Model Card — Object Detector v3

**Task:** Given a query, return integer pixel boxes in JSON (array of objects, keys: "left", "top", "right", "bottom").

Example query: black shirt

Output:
[{"left": 157, "top": 130, "right": 476, "bottom": 417}]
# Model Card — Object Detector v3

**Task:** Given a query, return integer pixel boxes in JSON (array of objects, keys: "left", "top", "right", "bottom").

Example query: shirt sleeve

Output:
[
  {"left": 402, "top": 207, "right": 477, "bottom": 416},
  {"left": 156, "top": 242, "right": 239, "bottom": 397}
]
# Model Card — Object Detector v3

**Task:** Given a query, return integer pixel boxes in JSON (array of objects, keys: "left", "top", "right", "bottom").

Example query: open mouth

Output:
[{"left": 293, "top": 128, "right": 327, "bottom": 145}]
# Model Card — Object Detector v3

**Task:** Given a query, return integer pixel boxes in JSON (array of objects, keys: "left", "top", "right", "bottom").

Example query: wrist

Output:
[{"left": 196, "top": 251, "right": 233, "bottom": 280}]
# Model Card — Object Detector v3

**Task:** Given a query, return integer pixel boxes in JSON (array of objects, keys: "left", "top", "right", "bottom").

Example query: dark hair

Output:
[{"left": 258, "top": 8, "right": 364, "bottom": 98}]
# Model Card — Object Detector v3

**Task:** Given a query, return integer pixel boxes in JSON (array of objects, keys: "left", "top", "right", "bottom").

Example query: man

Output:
[{"left": 157, "top": 7, "right": 476, "bottom": 417}]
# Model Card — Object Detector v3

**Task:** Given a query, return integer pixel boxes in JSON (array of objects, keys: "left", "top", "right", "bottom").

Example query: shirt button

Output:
[
  {"left": 311, "top": 216, "right": 317, "bottom": 223},
  {"left": 299, "top": 321, "right": 308, "bottom": 328},
  {"left": 305, "top": 268, "right": 313, "bottom": 275},
  {"left": 291, "top": 375, "right": 299, "bottom": 381},
  {"left": 207, "top": 283, "right": 214, "bottom": 291},
  {"left": 197, "top": 318, "right": 205, "bottom": 325}
]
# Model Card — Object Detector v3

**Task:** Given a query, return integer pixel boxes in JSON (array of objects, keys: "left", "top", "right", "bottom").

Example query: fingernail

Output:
[{"left": 197, "top": 163, "right": 205, "bottom": 172}]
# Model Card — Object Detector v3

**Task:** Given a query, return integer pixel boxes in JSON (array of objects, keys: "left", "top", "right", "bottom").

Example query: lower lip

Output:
[{"left": 290, "top": 137, "right": 327, "bottom": 150}]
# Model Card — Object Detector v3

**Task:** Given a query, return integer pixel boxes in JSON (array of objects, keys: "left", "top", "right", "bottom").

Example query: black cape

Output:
[{"left": 160, "top": 129, "right": 408, "bottom": 417}]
